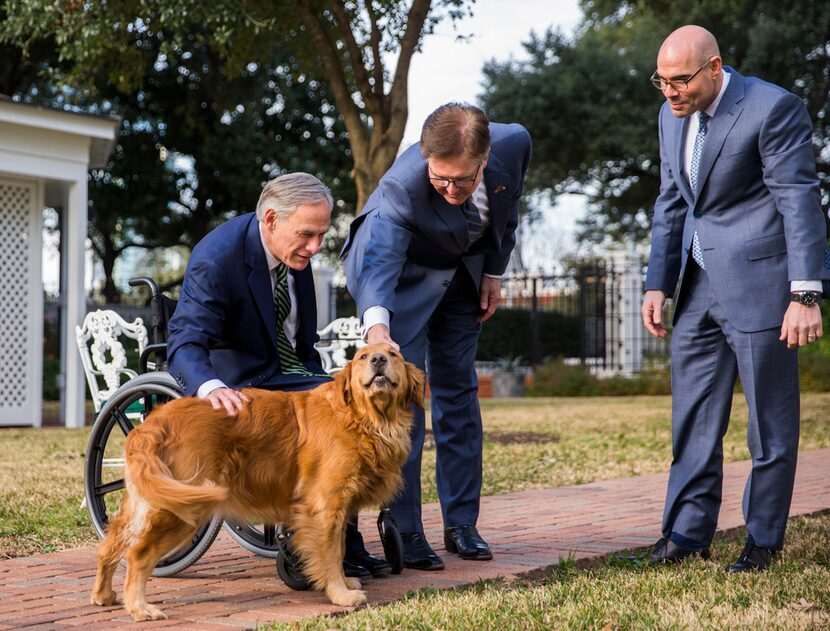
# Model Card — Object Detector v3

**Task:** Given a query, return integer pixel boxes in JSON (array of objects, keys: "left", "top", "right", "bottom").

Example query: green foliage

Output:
[
  {"left": 528, "top": 353, "right": 830, "bottom": 397},
  {"left": 42, "top": 358, "right": 60, "bottom": 401},
  {"left": 481, "top": 0, "right": 830, "bottom": 244},
  {"left": 798, "top": 353, "right": 830, "bottom": 393},
  {"left": 2, "top": 8, "right": 357, "bottom": 300},
  {"left": 477, "top": 308, "right": 581, "bottom": 362},
  {"left": 0, "top": 0, "right": 475, "bottom": 217},
  {"left": 526, "top": 359, "right": 672, "bottom": 396}
]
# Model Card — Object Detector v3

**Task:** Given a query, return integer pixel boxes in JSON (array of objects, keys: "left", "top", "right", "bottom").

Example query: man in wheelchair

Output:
[{"left": 166, "top": 171, "right": 390, "bottom": 578}]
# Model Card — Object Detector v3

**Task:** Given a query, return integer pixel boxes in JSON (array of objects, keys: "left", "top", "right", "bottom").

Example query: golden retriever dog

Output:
[{"left": 90, "top": 343, "right": 423, "bottom": 621}]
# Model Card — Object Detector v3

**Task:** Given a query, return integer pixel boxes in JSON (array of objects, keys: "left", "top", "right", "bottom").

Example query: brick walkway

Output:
[{"left": 2, "top": 448, "right": 829, "bottom": 630}]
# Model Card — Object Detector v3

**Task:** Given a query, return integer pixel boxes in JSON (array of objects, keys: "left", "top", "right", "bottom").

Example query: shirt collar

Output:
[
  {"left": 704, "top": 70, "right": 730, "bottom": 118},
  {"left": 258, "top": 221, "right": 281, "bottom": 271}
]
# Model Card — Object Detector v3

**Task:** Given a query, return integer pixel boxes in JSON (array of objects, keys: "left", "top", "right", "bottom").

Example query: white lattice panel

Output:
[{"left": 0, "top": 177, "right": 42, "bottom": 426}]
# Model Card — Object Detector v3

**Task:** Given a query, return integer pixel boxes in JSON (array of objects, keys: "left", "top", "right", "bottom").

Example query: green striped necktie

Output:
[{"left": 274, "top": 263, "right": 313, "bottom": 375}]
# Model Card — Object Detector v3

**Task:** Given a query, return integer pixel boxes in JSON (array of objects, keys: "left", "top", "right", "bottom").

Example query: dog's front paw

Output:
[
  {"left": 128, "top": 604, "right": 168, "bottom": 622},
  {"left": 344, "top": 576, "right": 362, "bottom": 590},
  {"left": 328, "top": 587, "right": 367, "bottom": 608},
  {"left": 90, "top": 590, "right": 117, "bottom": 606}
]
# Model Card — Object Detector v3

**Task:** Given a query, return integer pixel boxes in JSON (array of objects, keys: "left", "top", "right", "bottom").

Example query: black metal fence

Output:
[{"left": 329, "top": 263, "right": 671, "bottom": 371}]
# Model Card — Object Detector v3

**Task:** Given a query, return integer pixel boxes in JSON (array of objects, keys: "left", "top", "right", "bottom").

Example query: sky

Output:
[{"left": 402, "top": 0, "right": 582, "bottom": 147}]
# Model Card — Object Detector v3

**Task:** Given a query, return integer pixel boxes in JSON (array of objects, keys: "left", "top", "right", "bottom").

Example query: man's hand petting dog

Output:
[{"left": 206, "top": 387, "right": 249, "bottom": 416}]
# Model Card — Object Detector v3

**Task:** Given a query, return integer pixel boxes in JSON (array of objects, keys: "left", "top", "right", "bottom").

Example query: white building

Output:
[{"left": 0, "top": 96, "right": 119, "bottom": 428}]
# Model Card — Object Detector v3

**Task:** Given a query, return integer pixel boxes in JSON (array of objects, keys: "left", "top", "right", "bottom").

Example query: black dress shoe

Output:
[
  {"left": 401, "top": 532, "right": 445, "bottom": 570},
  {"left": 727, "top": 541, "right": 776, "bottom": 572},
  {"left": 342, "top": 558, "right": 371, "bottom": 578},
  {"left": 645, "top": 537, "right": 710, "bottom": 564},
  {"left": 344, "top": 549, "right": 391, "bottom": 577},
  {"left": 444, "top": 525, "right": 493, "bottom": 560}
]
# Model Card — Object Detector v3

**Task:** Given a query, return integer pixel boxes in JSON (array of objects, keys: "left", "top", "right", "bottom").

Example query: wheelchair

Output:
[{"left": 83, "top": 276, "right": 404, "bottom": 584}]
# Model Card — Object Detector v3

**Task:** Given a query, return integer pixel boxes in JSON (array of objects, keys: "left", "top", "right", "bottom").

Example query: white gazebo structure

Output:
[{"left": 0, "top": 96, "right": 119, "bottom": 428}]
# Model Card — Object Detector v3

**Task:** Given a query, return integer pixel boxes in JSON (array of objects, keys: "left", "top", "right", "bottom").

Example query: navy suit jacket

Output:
[
  {"left": 341, "top": 122, "right": 532, "bottom": 346},
  {"left": 645, "top": 69, "right": 830, "bottom": 331},
  {"left": 167, "top": 213, "right": 324, "bottom": 396}
]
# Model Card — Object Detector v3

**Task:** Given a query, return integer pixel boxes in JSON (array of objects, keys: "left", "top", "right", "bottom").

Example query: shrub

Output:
[
  {"left": 528, "top": 353, "right": 829, "bottom": 397},
  {"left": 478, "top": 309, "right": 581, "bottom": 362},
  {"left": 799, "top": 352, "right": 830, "bottom": 392},
  {"left": 526, "top": 360, "right": 600, "bottom": 396},
  {"left": 42, "top": 358, "right": 60, "bottom": 401},
  {"left": 527, "top": 359, "right": 671, "bottom": 397}
]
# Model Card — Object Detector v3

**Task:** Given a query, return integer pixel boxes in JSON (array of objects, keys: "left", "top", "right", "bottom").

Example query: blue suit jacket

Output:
[
  {"left": 167, "top": 213, "right": 324, "bottom": 396},
  {"left": 341, "top": 123, "right": 532, "bottom": 346},
  {"left": 645, "top": 69, "right": 830, "bottom": 331}
]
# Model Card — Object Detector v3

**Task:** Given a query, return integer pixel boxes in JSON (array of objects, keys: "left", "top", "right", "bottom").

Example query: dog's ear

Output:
[
  {"left": 405, "top": 361, "right": 425, "bottom": 410},
  {"left": 335, "top": 361, "right": 353, "bottom": 407}
]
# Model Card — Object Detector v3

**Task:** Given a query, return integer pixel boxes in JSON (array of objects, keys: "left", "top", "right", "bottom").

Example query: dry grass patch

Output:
[
  {"left": 0, "top": 428, "right": 94, "bottom": 558},
  {"left": 417, "top": 394, "right": 830, "bottom": 501}
]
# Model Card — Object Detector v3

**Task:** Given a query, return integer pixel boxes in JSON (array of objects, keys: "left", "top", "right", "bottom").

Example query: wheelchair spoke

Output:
[
  {"left": 95, "top": 478, "right": 125, "bottom": 497},
  {"left": 263, "top": 524, "right": 276, "bottom": 547},
  {"left": 112, "top": 406, "right": 135, "bottom": 436}
]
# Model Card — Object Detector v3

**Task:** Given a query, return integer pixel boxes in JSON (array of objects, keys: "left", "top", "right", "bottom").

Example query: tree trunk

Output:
[{"left": 101, "top": 249, "right": 120, "bottom": 304}]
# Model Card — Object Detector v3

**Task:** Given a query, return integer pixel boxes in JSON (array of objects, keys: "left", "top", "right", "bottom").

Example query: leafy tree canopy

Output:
[
  {"left": 481, "top": 0, "right": 830, "bottom": 245},
  {"left": 1, "top": 0, "right": 473, "bottom": 211},
  {"left": 2, "top": 5, "right": 356, "bottom": 300}
]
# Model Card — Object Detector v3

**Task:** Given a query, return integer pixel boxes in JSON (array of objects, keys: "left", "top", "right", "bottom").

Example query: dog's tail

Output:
[{"left": 125, "top": 428, "right": 228, "bottom": 527}]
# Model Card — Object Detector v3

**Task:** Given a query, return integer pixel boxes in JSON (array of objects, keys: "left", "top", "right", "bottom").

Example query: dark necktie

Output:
[
  {"left": 690, "top": 111, "right": 710, "bottom": 268},
  {"left": 273, "top": 263, "right": 312, "bottom": 375},
  {"left": 462, "top": 199, "right": 484, "bottom": 245}
]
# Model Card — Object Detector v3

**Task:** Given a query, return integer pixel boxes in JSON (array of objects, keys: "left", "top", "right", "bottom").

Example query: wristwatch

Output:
[{"left": 790, "top": 291, "right": 822, "bottom": 306}]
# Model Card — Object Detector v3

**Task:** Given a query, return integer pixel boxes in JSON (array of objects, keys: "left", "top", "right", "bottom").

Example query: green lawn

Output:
[
  {"left": 1, "top": 394, "right": 829, "bottom": 628},
  {"left": 284, "top": 513, "right": 830, "bottom": 630}
]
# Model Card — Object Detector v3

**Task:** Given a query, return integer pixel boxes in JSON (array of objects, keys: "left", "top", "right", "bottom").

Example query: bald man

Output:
[{"left": 641, "top": 26, "right": 830, "bottom": 571}]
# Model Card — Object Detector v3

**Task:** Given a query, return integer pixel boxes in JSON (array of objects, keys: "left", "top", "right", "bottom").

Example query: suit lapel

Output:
[
  {"left": 292, "top": 267, "right": 316, "bottom": 354},
  {"left": 694, "top": 70, "right": 745, "bottom": 204},
  {"left": 671, "top": 116, "right": 694, "bottom": 204},
  {"left": 429, "top": 189, "right": 469, "bottom": 250},
  {"left": 483, "top": 153, "right": 512, "bottom": 249},
  {"left": 243, "top": 217, "right": 278, "bottom": 347}
]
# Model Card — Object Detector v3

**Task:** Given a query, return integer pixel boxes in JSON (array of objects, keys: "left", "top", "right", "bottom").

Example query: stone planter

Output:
[{"left": 491, "top": 371, "right": 525, "bottom": 397}]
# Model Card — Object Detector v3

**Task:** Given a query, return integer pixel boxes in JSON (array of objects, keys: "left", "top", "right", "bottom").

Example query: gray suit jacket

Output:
[
  {"left": 645, "top": 68, "right": 830, "bottom": 332},
  {"left": 341, "top": 123, "right": 532, "bottom": 346}
]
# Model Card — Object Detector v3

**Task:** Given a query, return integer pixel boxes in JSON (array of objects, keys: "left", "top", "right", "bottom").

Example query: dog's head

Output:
[{"left": 336, "top": 343, "right": 424, "bottom": 414}]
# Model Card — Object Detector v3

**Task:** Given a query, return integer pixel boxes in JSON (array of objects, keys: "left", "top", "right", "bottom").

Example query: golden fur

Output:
[{"left": 90, "top": 343, "right": 423, "bottom": 621}]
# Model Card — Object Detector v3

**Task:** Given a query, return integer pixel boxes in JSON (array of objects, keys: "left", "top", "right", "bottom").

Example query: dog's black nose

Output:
[{"left": 370, "top": 353, "right": 388, "bottom": 368}]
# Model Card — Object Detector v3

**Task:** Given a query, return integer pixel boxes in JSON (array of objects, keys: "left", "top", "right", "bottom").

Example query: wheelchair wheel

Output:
[
  {"left": 223, "top": 519, "right": 280, "bottom": 558},
  {"left": 274, "top": 525, "right": 311, "bottom": 590},
  {"left": 377, "top": 508, "right": 404, "bottom": 574},
  {"left": 84, "top": 371, "right": 223, "bottom": 577}
]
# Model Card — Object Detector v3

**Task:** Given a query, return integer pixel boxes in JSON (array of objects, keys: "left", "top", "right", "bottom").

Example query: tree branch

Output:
[
  {"left": 327, "top": 0, "right": 381, "bottom": 115},
  {"left": 292, "top": 0, "right": 369, "bottom": 155},
  {"left": 365, "top": 3, "right": 385, "bottom": 100},
  {"left": 385, "top": 0, "right": 432, "bottom": 145}
]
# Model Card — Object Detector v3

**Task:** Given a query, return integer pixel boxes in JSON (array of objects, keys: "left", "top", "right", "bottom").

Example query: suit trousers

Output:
[
  {"left": 391, "top": 267, "right": 484, "bottom": 533},
  {"left": 663, "top": 262, "right": 800, "bottom": 550}
]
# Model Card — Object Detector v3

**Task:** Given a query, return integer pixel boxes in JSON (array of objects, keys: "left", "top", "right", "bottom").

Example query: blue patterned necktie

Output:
[
  {"left": 273, "top": 263, "right": 312, "bottom": 375},
  {"left": 690, "top": 111, "right": 710, "bottom": 268},
  {"left": 462, "top": 199, "right": 484, "bottom": 245}
]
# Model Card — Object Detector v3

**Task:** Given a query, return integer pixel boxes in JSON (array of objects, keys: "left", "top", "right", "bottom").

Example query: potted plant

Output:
[{"left": 491, "top": 355, "right": 525, "bottom": 397}]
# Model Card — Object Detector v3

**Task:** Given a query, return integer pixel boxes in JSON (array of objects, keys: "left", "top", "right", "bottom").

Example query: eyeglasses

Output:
[
  {"left": 650, "top": 57, "right": 713, "bottom": 92},
  {"left": 428, "top": 162, "right": 481, "bottom": 189}
]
